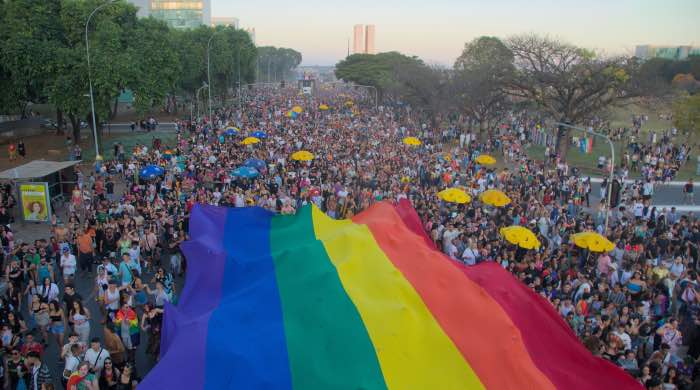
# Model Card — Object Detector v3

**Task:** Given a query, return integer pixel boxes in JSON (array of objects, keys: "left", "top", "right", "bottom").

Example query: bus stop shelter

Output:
[{"left": 0, "top": 159, "right": 81, "bottom": 206}]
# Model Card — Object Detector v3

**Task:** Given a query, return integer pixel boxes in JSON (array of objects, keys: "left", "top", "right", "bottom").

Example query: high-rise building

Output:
[
  {"left": 364, "top": 25, "right": 375, "bottom": 54},
  {"left": 211, "top": 17, "right": 239, "bottom": 29},
  {"left": 245, "top": 28, "right": 256, "bottom": 45},
  {"left": 128, "top": 0, "right": 211, "bottom": 29},
  {"left": 353, "top": 25, "right": 364, "bottom": 54},
  {"left": 635, "top": 45, "right": 700, "bottom": 61}
]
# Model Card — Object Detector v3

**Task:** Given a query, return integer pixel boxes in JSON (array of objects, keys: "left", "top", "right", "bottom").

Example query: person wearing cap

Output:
[{"left": 60, "top": 246, "right": 77, "bottom": 284}]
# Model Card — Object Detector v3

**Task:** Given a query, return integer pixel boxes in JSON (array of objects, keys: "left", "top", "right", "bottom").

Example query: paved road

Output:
[
  {"left": 12, "top": 181, "right": 168, "bottom": 386},
  {"left": 588, "top": 182, "right": 700, "bottom": 212}
]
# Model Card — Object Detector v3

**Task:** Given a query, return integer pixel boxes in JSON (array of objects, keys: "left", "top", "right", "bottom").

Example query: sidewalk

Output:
[
  {"left": 588, "top": 177, "right": 697, "bottom": 187},
  {"left": 647, "top": 205, "right": 700, "bottom": 212}
]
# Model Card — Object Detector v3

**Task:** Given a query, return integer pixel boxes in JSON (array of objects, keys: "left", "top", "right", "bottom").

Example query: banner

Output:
[{"left": 19, "top": 182, "right": 51, "bottom": 222}]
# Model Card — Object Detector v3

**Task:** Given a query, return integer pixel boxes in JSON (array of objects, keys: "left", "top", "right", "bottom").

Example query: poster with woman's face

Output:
[{"left": 19, "top": 183, "right": 50, "bottom": 222}]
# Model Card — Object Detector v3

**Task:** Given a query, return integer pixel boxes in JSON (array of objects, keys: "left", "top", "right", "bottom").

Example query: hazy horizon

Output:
[{"left": 213, "top": 0, "right": 700, "bottom": 66}]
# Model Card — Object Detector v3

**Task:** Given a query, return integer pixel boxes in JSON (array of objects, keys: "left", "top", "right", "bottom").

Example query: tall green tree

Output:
[
  {"left": 506, "top": 34, "right": 641, "bottom": 160},
  {"left": 256, "top": 46, "right": 302, "bottom": 82},
  {"left": 394, "top": 63, "right": 451, "bottom": 127},
  {"left": 127, "top": 18, "right": 180, "bottom": 115},
  {"left": 0, "top": 0, "right": 63, "bottom": 117},
  {"left": 673, "top": 93, "right": 700, "bottom": 135},
  {"left": 335, "top": 52, "right": 422, "bottom": 101},
  {"left": 453, "top": 36, "right": 514, "bottom": 136}
]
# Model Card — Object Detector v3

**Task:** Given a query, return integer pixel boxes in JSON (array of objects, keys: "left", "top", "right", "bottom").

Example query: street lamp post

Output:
[
  {"left": 206, "top": 33, "right": 218, "bottom": 128},
  {"left": 195, "top": 83, "right": 208, "bottom": 119},
  {"left": 354, "top": 84, "right": 378, "bottom": 109},
  {"left": 555, "top": 122, "right": 615, "bottom": 234},
  {"left": 237, "top": 45, "right": 242, "bottom": 111},
  {"left": 85, "top": 0, "right": 117, "bottom": 159}
]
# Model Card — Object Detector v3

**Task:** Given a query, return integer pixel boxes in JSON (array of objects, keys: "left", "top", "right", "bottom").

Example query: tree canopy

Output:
[
  {"left": 453, "top": 36, "right": 514, "bottom": 134},
  {"left": 335, "top": 52, "right": 424, "bottom": 101},
  {"left": 673, "top": 93, "right": 700, "bottom": 136},
  {"left": 0, "top": 0, "right": 302, "bottom": 150},
  {"left": 257, "top": 46, "right": 302, "bottom": 82}
]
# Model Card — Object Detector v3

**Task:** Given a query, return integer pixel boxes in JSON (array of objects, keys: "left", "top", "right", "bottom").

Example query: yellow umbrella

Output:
[
  {"left": 402, "top": 137, "right": 422, "bottom": 146},
  {"left": 500, "top": 226, "right": 541, "bottom": 250},
  {"left": 292, "top": 106, "right": 303, "bottom": 114},
  {"left": 344, "top": 100, "right": 354, "bottom": 107},
  {"left": 479, "top": 189, "right": 511, "bottom": 207},
  {"left": 319, "top": 104, "right": 329, "bottom": 111},
  {"left": 241, "top": 137, "right": 261, "bottom": 145},
  {"left": 571, "top": 232, "right": 615, "bottom": 253},
  {"left": 475, "top": 154, "right": 497, "bottom": 165},
  {"left": 291, "top": 150, "right": 314, "bottom": 161},
  {"left": 437, "top": 188, "right": 472, "bottom": 204}
]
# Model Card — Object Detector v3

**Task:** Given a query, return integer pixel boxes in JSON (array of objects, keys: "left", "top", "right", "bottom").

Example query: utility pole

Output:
[
  {"left": 237, "top": 45, "right": 241, "bottom": 110},
  {"left": 267, "top": 57, "right": 271, "bottom": 83}
]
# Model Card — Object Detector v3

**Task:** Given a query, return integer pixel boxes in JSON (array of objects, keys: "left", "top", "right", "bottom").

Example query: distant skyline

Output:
[{"left": 212, "top": 0, "right": 700, "bottom": 66}]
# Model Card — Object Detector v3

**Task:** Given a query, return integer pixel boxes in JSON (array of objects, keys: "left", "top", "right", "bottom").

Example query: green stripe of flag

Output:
[{"left": 270, "top": 206, "right": 387, "bottom": 389}]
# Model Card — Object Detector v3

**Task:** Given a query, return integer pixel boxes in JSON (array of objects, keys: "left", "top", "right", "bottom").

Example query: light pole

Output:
[
  {"left": 206, "top": 30, "right": 228, "bottom": 128},
  {"left": 555, "top": 122, "right": 615, "bottom": 234},
  {"left": 196, "top": 83, "right": 208, "bottom": 119},
  {"left": 354, "top": 84, "right": 379, "bottom": 109},
  {"left": 237, "top": 45, "right": 242, "bottom": 111},
  {"left": 85, "top": 0, "right": 117, "bottom": 159}
]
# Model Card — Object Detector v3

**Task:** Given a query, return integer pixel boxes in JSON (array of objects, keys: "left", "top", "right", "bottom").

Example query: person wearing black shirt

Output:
[
  {"left": 101, "top": 228, "right": 119, "bottom": 256},
  {"left": 17, "top": 140, "right": 25, "bottom": 158},
  {"left": 0, "top": 208, "right": 10, "bottom": 226},
  {"left": 106, "top": 178, "right": 115, "bottom": 201},
  {"left": 6, "top": 349, "right": 26, "bottom": 389},
  {"left": 62, "top": 285, "right": 82, "bottom": 316}
]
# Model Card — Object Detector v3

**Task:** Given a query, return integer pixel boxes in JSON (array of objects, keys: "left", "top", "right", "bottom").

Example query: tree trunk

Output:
[
  {"left": 555, "top": 122, "right": 571, "bottom": 162},
  {"left": 110, "top": 96, "right": 119, "bottom": 120},
  {"left": 19, "top": 102, "right": 28, "bottom": 119},
  {"left": 69, "top": 113, "right": 80, "bottom": 144},
  {"left": 478, "top": 120, "right": 487, "bottom": 141},
  {"left": 56, "top": 108, "right": 65, "bottom": 135}
]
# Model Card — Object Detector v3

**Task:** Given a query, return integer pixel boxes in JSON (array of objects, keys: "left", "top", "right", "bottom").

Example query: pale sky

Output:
[{"left": 213, "top": 0, "right": 700, "bottom": 66}]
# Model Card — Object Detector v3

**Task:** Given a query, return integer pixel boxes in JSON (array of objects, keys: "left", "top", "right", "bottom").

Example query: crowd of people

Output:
[{"left": 0, "top": 86, "right": 698, "bottom": 389}]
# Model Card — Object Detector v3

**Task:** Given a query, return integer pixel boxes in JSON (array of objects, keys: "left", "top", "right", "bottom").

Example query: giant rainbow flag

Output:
[{"left": 141, "top": 201, "right": 641, "bottom": 389}]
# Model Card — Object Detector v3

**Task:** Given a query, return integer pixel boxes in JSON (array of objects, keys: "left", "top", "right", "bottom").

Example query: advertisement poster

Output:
[{"left": 19, "top": 182, "right": 51, "bottom": 222}]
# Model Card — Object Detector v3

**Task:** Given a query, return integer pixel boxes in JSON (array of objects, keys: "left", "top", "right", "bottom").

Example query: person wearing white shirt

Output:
[
  {"left": 633, "top": 201, "right": 644, "bottom": 218},
  {"left": 60, "top": 248, "right": 77, "bottom": 283},
  {"left": 63, "top": 343, "right": 82, "bottom": 383},
  {"left": 670, "top": 257, "right": 686, "bottom": 279},
  {"left": 446, "top": 240, "right": 459, "bottom": 260},
  {"left": 612, "top": 323, "right": 632, "bottom": 351},
  {"left": 84, "top": 337, "right": 110, "bottom": 374},
  {"left": 643, "top": 181, "right": 654, "bottom": 199},
  {"left": 442, "top": 226, "right": 459, "bottom": 251},
  {"left": 462, "top": 244, "right": 478, "bottom": 266}
]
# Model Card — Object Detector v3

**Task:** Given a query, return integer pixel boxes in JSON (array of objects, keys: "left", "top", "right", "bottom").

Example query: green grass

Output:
[
  {"left": 81, "top": 131, "right": 178, "bottom": 161},
  {"left": 605, "top": 102, "right": 674, "bottom": 133},
  {"left": 525, "top": 140, "right": 698, "bottom": 181},
  {"left": 522, "top": 102, "right": 699, "bottom": 180}
]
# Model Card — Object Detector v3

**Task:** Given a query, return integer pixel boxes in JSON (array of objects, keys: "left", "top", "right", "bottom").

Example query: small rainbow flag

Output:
[{"left": 141, "top": 201, "right": 640, "bottom": 390}]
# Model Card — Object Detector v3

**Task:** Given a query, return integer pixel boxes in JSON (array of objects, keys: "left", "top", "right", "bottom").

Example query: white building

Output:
[{"left": 128, "top": 0, "right": 211, "bottom": 29}]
